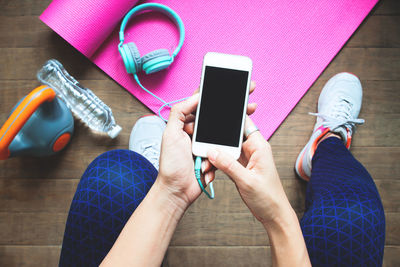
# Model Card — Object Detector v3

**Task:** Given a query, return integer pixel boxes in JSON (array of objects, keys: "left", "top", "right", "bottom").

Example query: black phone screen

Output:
[{"left": 195, "top": 66, "right": 249, "bottom": 147}]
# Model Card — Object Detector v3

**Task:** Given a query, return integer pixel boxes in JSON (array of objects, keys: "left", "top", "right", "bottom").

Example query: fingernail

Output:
[
  {"left": 207, "top": 149, "right": 218, "bottom": 161},
  {"left": 205, "top": 173, "right": 211, "bottom": 185},
  {"left": 201, "top": 161, "right": 206, "bottom": 172}
]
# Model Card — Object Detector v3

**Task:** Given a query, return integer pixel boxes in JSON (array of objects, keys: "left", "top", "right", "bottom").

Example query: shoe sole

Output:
[
  {"left": 295, "top": 144, "right": 310, "bottom": 182},
  {"left": 140, "top": 114, "right": 158, "bottom": 119}
]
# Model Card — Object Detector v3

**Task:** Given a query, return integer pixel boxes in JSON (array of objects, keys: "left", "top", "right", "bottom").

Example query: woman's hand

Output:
[
  {"left": 207, "top": 118, "right": 311, "bottom": 266},
  {"left": 155, "top": 95, "right": 310, "bottom": 267},
  {"left": 206, "top": 116, "right": 294, "bottom": 225},
  {"left": 157, "top": 93, "right": 203, "bottom": 207},
  {"left": 158, "top": 82, "right": 257, "bottom": 208}
]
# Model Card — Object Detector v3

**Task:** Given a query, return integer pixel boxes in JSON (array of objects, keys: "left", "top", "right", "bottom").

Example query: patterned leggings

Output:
[
  {"left": 59, "top": 137, "right": 385, "bottom": 266},
  {"left": 300, "top": 137, "right": 385, "bottom": 266}
]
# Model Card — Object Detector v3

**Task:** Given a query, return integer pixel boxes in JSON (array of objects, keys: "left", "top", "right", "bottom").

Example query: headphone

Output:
[
  {"left": 118, "top": 3, "right": 185, "bottom": 76},
  {"left": 118, "top": 3, "right": 187, "bottom": 121},
  {"left": 118, "top": 3, "right": 214, "bottom": 199}
]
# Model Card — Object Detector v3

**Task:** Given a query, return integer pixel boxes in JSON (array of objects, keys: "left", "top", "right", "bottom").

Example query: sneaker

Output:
[
  {"left": 295, "top": 73, "right": 365, "bottom": 181},
  {"left": 129, "top": 115, "right": 166, "bottom": 170}
]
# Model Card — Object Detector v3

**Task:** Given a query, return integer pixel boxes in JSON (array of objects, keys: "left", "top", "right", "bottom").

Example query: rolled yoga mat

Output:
[{"left": 40, "top": 0, "right": 379, "bottom": 139}]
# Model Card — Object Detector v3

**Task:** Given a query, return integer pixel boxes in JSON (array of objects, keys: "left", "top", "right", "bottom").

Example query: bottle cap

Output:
[{"left": 107, "top": 125, "right": 122, "bottom": 138}]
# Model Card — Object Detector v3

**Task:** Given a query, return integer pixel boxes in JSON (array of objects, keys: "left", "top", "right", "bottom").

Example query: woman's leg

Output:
[
  {"left": 300, "top": 137, "right": 385, "bottom": 266},
  {"left": 59, "top": 149, "right": 158, "bottom": 266}
]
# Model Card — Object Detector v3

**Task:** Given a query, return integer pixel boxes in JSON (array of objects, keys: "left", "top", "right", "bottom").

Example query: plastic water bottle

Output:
[{"left": 37, "top": 59, "right": 122, "bottom": 138}]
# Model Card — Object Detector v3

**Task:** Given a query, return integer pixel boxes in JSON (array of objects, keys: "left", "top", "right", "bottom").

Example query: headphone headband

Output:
[{"left": 119, "top": 3, "right": 185, "bottom": 58}]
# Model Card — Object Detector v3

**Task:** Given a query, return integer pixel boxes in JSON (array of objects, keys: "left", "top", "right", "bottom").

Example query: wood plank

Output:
[
  {"left": 1, "top": 15, "right": 399, "bottom": 49},
  {"left": 1, "top": 79, "right": 400, "bottom": 115},
  {"left": 0, "top": 47, "right": 399, "bottom": 81},
  {"left": 0, "top": 179, "right": 77, "bottom": 213},
  {"left": 271, "top": 146, "right": 400, "bottom": 180},
  {"left": 2, "top": 85, "right": 397, "bottom": 155},
  {"left": 383, "top": 246, "right": 400, "bottom": 267},
  {"left": 1, "top": 80, "right": 399, "bottom": 178},
  {"left": 0, "top": 16, "right": 58, "bottom": 48},
  {"left": 172, "top": 211, "right": 268, "bottom": 246},
  {"left": 0, "top": 244, "right": 398, "bottom": 267},
  {"left": 0, "top": 150, "right": 104, "bottom": 180},
  {"left": 269, "top": 113, "right": 400, "bottom": 147},
  {"left": 347, "top": 16, "right": 400, "bottom": 48},
  {"left": 0, "top": 145, "right": 398, "bottom": 180},
  {"left": 1, "top": 110, "right": 398, "bottom": 150},
  {"left": 318, "top": 48, "right": 400, "bottom": 81},
  {"left": 272, "top": 147, "right": 400, "bottom": 180},
  {"left": 373, "top": 0, "right": 400, "bottom": 16},
  {"left": 1, "top": 79, "right": 399, "bottom": 150},
  {"left": 0, "top": 80, "right": 148, "bottom": 116},
  {"left": 0, "top": 178, "right": 398, "bottom": 215},
  {"left": 166, "top": 246, "right": 271, "bottom": 267},
  {"left": 296, "top": 79, "right": 400, "bottom": 115},
  {"left": 0, "top": 210, "right": 396, "bottom": 246},
  {"left": 0, "top": 178, "right": 303, "bottom": 213},
  {"left": 0, "top": 47, "right": 105, "bottom": 81},
  {"left": 0, "top": 0, "right": 50, "bottom": 16},
  {"left": 166, "top": 245, "right": 400, "bottom": 267},
  {"left": 174, "top": 211, "right": 397, "bottom": 247},
  {"left": 0, "top": 212, "right": 67, "bottom": 245},
  {"left": 0, "top": 245, "right": 60, "bottom": 267},
  {"left": 369, "top": 180, "right": 400, "bottom": 213},
  {"left": 386, "top": 212, "right": 400, "bottom": 245}
]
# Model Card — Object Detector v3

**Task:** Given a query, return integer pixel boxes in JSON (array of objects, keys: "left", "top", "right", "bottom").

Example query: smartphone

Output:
[{"left": 192, "top": 52, "right": 252, "bottom": 160}]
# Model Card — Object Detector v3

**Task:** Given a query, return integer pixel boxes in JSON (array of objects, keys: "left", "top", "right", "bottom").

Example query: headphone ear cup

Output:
[
  {"left": 120, "top": 43, "right": 142, "bottom": 74},
  {"left": 141, "top": 49, "right": 172, "bottom": 74}
]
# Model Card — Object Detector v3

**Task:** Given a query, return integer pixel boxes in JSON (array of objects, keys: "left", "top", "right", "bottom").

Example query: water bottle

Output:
[{"left": 37, "top": 59, "right": 122, "bottom": 138}]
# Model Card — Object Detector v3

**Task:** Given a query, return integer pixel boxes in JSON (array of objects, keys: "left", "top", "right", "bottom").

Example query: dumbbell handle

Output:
[{"left": 0, "top": 85, "right": 56, "bottom": 160}]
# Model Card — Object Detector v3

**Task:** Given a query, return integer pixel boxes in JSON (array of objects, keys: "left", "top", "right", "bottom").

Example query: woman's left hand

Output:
[
  {"left": 158, "top": 82, "right": 257, "bottom": 207},
  {"left": 158, "top": 93, "right": 203, "bottom": 206}
]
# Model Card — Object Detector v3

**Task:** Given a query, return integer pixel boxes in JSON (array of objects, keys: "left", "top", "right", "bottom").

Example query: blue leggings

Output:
[
  {"left": 300, "top": 137, "right": 385, "bottom": 266},
  {"left": 59, "top": 138, "right": 385, "bottom": 266}
]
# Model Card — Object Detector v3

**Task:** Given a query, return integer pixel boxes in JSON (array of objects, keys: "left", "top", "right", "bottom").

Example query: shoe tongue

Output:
[
  {"left": 330, "top": 127, "right": 348, "bottom": 143},
  {"left": 331, "top": 98, "right": 352, "bottom": 120}
]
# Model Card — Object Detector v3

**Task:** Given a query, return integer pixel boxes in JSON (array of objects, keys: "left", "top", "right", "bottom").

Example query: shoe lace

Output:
[
  {"left": 141, "top": 142, "right": 160, "bottom": 169},
  {"left": 309, "top": 98, "right": 365, "bottom": 133}
]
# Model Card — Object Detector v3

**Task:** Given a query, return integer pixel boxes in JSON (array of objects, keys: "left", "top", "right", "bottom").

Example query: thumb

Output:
[{"left": 207, "top": 149, "right": 248, "bottom": 184}]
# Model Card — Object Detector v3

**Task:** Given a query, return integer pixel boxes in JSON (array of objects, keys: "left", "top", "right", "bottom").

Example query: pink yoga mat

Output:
[{"left": 40, "top": 0, "right": 378, "bottom": 139}]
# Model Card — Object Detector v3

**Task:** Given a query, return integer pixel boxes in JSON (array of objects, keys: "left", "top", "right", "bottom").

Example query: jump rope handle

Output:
[{"left": 195, "top": 156, "right": 215, "bottom": 199}]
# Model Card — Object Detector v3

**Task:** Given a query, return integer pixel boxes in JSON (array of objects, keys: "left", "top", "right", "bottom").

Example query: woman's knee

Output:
[
  {"left": 81, "top": 149, "right": 157, "bottom": 182},
  {"left": 76, "top": 149, "right": 158, "bottom": 205},
  {"left": 301, "top": 193, "right": 385, "bottom": 266}
]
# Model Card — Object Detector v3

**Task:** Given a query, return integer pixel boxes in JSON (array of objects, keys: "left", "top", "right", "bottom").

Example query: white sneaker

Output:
[
  {"left": 295, "top": 73, "right": 365, "bottom": 181},
  {"left": 129, "top": 115, "right": 166, "bottom": 170}
]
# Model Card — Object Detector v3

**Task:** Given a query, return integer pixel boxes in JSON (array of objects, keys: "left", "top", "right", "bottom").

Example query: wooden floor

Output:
[{"left": 0, "top": 0, "right": 399, "bottom": 266}]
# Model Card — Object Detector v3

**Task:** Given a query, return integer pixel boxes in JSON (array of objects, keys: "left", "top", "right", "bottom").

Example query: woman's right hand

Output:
[
  {"left": 207, "top": 117, "right": 294, "bottom": 225},
  {"left": 208, "top": 116, "right": 311, "bottom": 267}
]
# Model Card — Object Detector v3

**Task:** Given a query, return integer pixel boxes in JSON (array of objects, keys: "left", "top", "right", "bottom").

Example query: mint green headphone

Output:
[
  {"left": 118, "top": 4, "right": 214, "bottom": 199},
  {"left": 118, "top": 3, "right": 185, "bottom": 75}
]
